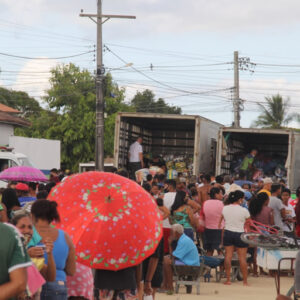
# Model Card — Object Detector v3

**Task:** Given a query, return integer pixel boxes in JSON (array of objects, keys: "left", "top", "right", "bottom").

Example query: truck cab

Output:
[
  {"left": 0, "top": 148, "right": 33, "bottom": 171},
  {"left": 0, "top": 147, "right": 33, "bottom": 187}
]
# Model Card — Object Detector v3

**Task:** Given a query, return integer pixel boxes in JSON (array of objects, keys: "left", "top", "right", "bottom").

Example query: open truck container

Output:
[
  {"left": 114, "top": 112, "right": 221, "bottom": 175},
  {"left": 215, "top": 128, "right": 300, "bottom": 191}
]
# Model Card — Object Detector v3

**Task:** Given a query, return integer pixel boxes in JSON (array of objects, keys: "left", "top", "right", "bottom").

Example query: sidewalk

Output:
[{"left": 156, "top": 275, "right": 293, "bottom": 300}]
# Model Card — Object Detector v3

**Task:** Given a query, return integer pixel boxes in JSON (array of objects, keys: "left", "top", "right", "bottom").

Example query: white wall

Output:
[
  {"left": 9, "top": 136, "right": 61, "bottom": 170},
  {"left": 0, "top": 124, "right": 14, "bottom": 146}
]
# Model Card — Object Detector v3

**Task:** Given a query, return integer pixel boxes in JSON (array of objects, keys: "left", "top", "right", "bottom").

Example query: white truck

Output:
[
  {"left": 0, "top": 148, "right": 33, "bottom": 171},
  {"left": 9, "top": 136, "right": 60, "bottom": 175},
  {"left": 114, "top": 112, "right": 222, "bottom": 175},
  {"left": 0, "top": 148, "right": 34, "bottom": 188},
  {"left": 215, "top": 127, "right": 300, "bottom": 191}
]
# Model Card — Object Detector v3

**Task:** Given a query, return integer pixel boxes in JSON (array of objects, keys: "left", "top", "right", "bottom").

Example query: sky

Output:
[{"left": 1, "top": 0, "right": 300, "bottom": 127}]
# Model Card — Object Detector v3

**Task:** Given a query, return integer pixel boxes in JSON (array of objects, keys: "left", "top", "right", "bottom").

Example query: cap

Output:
[
  {"left": 263, "top": 177, "right": 273, "bottom": 184},
  {"left": 15, "top": 183, "right": 29, "bottom": 191},
  {"left": 226, "top": 183, "right": 243, "bottom": 195}
]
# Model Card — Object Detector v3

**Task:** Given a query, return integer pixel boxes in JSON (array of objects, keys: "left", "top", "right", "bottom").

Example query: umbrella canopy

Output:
[
  {"left": 48, "top": 172, "right": 163, "bottom": 270},
  {"left": 0, "top": 166, "right": 48, "bottom": 182}
]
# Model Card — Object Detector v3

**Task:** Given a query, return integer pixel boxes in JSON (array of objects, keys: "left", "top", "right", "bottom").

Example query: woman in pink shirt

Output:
[{"left": 202, "top": 187, "right": 224, "bottom": 256}]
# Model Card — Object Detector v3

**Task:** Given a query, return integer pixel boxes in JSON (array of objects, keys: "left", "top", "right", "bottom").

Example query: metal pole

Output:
[
  {"left": 233, "top": 51, "right": 240, "bottom": 128},
  {"left": 80, "top": 5, "right": 135, "bottom": 171},
  {"left": 95, "top": 0, "right": 104, "bottom": 171}
]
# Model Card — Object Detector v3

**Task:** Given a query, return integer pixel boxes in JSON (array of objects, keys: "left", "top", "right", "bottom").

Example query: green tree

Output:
[
  {"left": 0, "top": 87, "right": 42, "bottom": 117},
  {"left": 131, "top": 89, "right": 181, "bottom": 114},
  {"left": 15, "top": 65, "right": 132, "bottom": 170},
  {"left": 253, "top": 94, "right": 295, "bottom": 129}
]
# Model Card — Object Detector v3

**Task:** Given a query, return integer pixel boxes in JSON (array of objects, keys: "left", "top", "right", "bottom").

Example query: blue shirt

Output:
[
  {"left": 234, "top": 180, "right": 253, "bottom": 187},
  {"left": 18, "top": 196, "right": 36, "bottom": 207},
  {"left": 173, "top": 233, "right": 200, "bottom": 266},
  {"left": 45, "top": 229, "right": 69, "bottom": 281}
]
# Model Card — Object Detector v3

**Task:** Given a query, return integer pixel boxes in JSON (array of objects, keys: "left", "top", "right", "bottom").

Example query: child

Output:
[{"left": 281, "top": 188, "right": 296, "bottom": 237}]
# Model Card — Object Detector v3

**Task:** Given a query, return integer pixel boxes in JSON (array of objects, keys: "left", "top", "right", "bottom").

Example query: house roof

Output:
[
  {"left": 0, "top": 111, "right": 30, "bottom": 127},
  {"left": 0, "top": 103, "right": 20, "bottom": 114}
]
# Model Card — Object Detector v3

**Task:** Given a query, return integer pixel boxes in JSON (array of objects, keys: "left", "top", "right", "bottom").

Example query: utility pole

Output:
[
  {"left": 80, "top": 1, "right": 135, "bottom": 171},
  {"left": 232, "top": 52, "right": 255, "bottom": 128},
  {"left": 233, "top": 51, "right": 240, "bottom": 128}
]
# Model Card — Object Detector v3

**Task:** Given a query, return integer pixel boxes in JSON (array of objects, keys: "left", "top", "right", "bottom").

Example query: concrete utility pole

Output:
[
  {"left": 233, "top": 51, "right": 240, "bottom": 128},
  {"left": 80, "top": 1, "right": 135, "bottom": 171}
]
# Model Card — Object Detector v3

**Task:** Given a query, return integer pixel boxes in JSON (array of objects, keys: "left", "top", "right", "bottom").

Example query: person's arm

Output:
[
  {"left": 244, "top": 217, "right": 251, "bottom": 232},
  {"left": 0, "top": 204, "right": 8, "bottom": 223},
  {"left": 64, "top": 233, "right": 76, "bottom": 276},
  {"left": 280, "top": 208, "right": 286, "bottom": 219},
  {"left": 139, "top": 152, "right": 144, "bottom": 168},
  {"left": 187, "top": 206, "right": 198, "bottom": 229},
  {"left": 27, "top": 246, "right": 44, "bottom": 258},
  {"left": 187, "top": 198, "right": 200, "bottom": 213},
  {"left": 197, "top": 188, "right": 202, "bottom": 206},
  {"left": 218, "top": 215, "right": 224, "bottom": 229},
  {"left": 270, "top": 210, "right": 275, "bottom": 226},
  {"left": 159, "top": 206, "right": 170, "bottom": 220},
  {"left": 0, "top": 267, "right": 27, "bottom": 300},
  {"left": 40, "top": 238, "right": 56, "bottom": 281}
]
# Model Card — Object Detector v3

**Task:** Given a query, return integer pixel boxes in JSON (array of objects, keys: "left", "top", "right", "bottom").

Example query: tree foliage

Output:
[
  {"left": 131, "top": 89, "right": 181, "bottom": 114},
  {"left": 253, "top": 94, "right": 296, "bottom": 129},
  {"left": 15, "top": 65, "right": 132, "bottom": 171},
  {"left": 0, "top": 87, "right": 42, "bottom": 118},
  {"left": 3, "top": 65, "right": 181, "bottom": 171}
]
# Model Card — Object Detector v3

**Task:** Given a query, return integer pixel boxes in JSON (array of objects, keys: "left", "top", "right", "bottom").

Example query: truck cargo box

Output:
[
  {"left": 114, "top": 113, "right": 221, "bottom": 175},
  {"left": 216, "top": 128, "right": 300, "bottom": 191}
]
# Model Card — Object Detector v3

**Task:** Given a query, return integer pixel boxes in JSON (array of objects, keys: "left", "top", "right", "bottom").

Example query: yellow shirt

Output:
[{"left": 258, "top": 189, "right": 271, "bottom": 197}]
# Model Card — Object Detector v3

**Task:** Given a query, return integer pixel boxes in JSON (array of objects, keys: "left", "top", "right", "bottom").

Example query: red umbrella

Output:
[{"left": 48, "top": 172, "right": 162, "bottom": 270}]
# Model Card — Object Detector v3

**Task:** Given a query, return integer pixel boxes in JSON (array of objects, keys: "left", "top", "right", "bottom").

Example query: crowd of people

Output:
[
  {"left": 139, "top": 168, "right": 300, "bottom": 292},
  {"left": 2, "top": 142, "right": 300, "bottom": 300}
]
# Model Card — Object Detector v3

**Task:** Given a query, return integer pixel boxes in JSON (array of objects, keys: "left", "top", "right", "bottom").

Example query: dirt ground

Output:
[{"left": 156, "top": 275, "right": 294, "bottom": 300}]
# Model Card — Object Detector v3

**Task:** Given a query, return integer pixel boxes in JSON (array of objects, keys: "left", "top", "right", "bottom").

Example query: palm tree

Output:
[{"left": 253, "top": 94, "right": 295, "bottom": 129}]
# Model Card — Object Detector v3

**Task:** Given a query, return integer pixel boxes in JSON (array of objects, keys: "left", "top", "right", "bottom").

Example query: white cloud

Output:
[
  {"left": 2, "top": 0, "right": 300, "bottom": 38},
  {"left": 12, "top": 58, "right": 58, "bottom": 102},
  {"left": 102, "top": 0, "right": 300, "bottom": 36}
]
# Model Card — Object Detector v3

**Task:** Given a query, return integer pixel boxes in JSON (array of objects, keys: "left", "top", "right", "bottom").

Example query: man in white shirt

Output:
[
  {"left": 128, "top": 137, "right": 144, "bottom": 180},
  {"left": 269, "top": 184, "right": 285, "bottom": 230},
  {"left": 163, "top": 179, "right": 177, "bottom": 254}
]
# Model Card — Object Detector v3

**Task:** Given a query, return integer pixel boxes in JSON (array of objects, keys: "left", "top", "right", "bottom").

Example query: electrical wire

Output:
[
  {"left": 0, "top": 50, "right": 95, "bottom": 60},
  {"left": 105, "top": 45, "right": 233, "bottom": 97}
]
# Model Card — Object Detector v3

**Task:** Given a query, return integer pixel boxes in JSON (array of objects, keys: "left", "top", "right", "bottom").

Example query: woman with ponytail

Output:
[
  {"left": 31, "top": 200, "right": 76, "bottom": 299},
  {"left": 218, "top": 190, "right": 250, "bottom": 286}
]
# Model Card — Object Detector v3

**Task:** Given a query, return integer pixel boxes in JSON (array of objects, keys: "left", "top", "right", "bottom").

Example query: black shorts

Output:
[
  {"left": 223, "top": 230, "right": 248, "bottom": 248},
  {"left": 203, "top": 229, "right": 222, "bottom": 251}
]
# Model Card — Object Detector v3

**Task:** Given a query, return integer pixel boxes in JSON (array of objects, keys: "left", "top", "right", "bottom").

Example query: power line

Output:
[
  {"left": 0, "top": 18, "right": 94, "bottom": 43},
  {"left": 106, "top": 43, "right": 233, "bottom": 61},
  {"left": 253, "top": 62, "right": 300, "bottom": 68},
  {"left": 105, "top": 45, "right": 233, "bottom": 97},
  {"left": 0, "top": 50, "right": 95, "bottom": 60}
]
